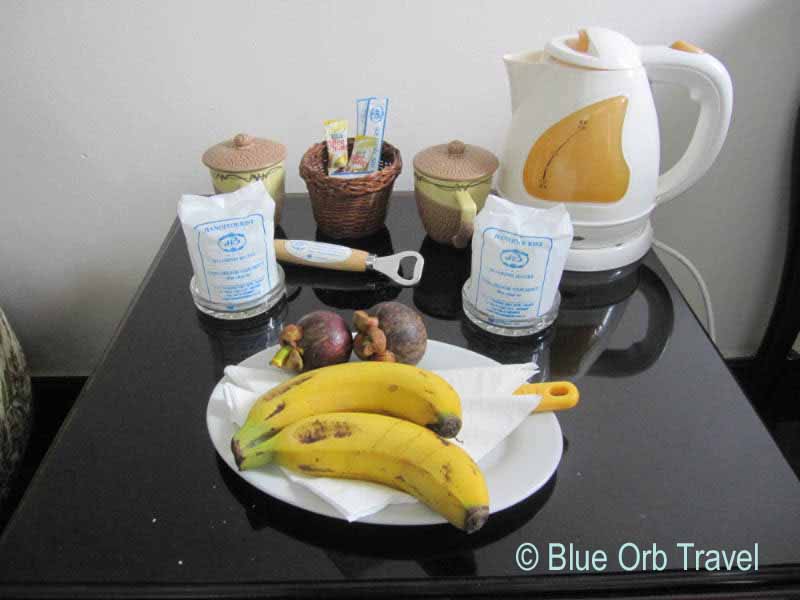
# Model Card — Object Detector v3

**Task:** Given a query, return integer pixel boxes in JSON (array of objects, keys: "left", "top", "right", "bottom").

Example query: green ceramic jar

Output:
[
  {"left": 413, "top": 140, "right": 499, "bottom": 248},
  {"left": 202, "top": 133, "right": 287, "bottom": 223}
]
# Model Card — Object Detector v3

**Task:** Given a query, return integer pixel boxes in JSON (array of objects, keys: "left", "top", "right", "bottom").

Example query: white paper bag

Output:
[
  {"left": 464, "top": 194, "right": 572, "bottom": 322},
  {"left": 178, "top": 181, "right": 279, "bottom": 309}
]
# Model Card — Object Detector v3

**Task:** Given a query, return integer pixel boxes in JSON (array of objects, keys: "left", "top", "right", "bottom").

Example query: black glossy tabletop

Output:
[{"left": 1, "top": 193, "right": 798, "bottom": 598}]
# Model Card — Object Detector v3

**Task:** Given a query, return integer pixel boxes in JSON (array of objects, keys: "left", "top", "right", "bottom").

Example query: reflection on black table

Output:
[
  {"left": 196, "top": 303, "right": 288, "bottom": 379},
  {"left": 413, "top": 235, "right": 471, "bottom": 320},
  {"left": 550, "top": 265, "right": 674, "bottom": 381},
  {"left": 0, "top": 195, "right": 797, "bottom": 598}
]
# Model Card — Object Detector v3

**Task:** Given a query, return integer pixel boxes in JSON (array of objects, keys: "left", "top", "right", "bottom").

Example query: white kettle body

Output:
[{"left": 498, "top": 29, "right": 733, "bottom": 271}]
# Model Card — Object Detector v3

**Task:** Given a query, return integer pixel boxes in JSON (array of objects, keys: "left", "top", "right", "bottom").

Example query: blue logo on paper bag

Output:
[
  {"left": 369, "top": 106, "right": 384, "bottom": 122},
  {"left": 218, "top": 233, "right": 247, "bottom": 253},
  {"left": 500, "top": 249, "right": 529, "bottom": 269}
]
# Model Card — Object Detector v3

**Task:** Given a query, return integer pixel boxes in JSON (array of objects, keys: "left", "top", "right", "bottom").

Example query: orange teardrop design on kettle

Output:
[{"left": 522, "top": 96, "right": 630, "bottom": 203}]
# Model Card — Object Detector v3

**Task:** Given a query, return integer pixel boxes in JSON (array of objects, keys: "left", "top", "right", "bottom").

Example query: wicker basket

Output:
[{"left": 299, "top": 138, "right": 402, "bottom": 239}]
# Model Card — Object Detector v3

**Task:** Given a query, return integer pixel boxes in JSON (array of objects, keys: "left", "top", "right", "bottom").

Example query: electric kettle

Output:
[{"left": 498, "top": 28, "right": 733, "bottom": 271}]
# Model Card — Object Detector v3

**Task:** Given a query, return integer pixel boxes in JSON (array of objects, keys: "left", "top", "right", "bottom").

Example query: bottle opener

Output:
[{"left": 275, "top": 240, "right": 424, "bottom": 287}]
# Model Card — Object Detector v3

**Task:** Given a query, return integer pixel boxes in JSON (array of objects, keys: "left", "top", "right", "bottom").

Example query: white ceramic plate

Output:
[{"left": 206, "top": 340, "right": 563, "bottom": 526}]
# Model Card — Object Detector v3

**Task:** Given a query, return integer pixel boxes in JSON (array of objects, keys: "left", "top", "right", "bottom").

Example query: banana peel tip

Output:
[
  {"left": 464, "top": 505, "right": 490, "bottom": 534},
  {"left": 231, "top": 438, "right": 244, "bottom": 470},
  {"left": 431, "top": 415, "right": 462, "bottom": 439}
]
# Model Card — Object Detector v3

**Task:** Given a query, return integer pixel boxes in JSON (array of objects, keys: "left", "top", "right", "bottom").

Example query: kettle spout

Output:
[{"left": 503, "top": 51, "right": 544, "bottom": 114}]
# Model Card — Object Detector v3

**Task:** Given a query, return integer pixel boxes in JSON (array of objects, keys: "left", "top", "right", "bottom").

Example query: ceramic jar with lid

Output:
[
  {"left": 413, "top": 140, "right": 499, "bottom": 248},
  {"left": 202, "top": 133, "right": 287, "bottom": 223}
]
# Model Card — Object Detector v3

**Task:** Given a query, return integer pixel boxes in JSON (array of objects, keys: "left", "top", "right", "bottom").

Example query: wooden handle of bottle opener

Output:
[
  {"left": 274, "top": 240, "right": 370, "bottom": 273},
  {"left": 513, "top": 381, "right": 580, "bottom": 413}
]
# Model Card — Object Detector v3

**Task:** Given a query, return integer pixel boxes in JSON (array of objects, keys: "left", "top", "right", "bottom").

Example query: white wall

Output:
[{"left": 1, "top": 0, "right": 798, "bottom": 375}]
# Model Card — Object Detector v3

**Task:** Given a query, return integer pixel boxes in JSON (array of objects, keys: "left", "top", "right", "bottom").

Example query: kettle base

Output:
[{"left": 565, "top": 222, "right": 653, "bottom": 272}]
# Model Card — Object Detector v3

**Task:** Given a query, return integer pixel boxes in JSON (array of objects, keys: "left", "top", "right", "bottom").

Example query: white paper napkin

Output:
[{"left": 224, "top": 362, "right": 540, "bottom": 522}]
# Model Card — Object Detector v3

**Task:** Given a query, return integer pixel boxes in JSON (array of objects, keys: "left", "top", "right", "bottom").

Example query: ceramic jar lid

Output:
[
  {"left": 413, "top": 140, "right": 499, "bottom": 182},
  {"left": 202, "top": 133, "right": 287, "bottom": 172}
]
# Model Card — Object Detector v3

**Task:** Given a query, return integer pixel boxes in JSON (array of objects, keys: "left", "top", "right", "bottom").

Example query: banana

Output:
[
  {"left": 232, "top": 412, "right": 490, "bottom": 533},
  {"left": 232, "top": 362, "right": 462, "bottom": 453}
]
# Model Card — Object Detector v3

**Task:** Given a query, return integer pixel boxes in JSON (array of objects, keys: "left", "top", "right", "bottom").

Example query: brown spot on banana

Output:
[
  {"left": 441, "top": 463, "right": 453, "bottom": 482},
  {"left": 245, "top": 428, "right": 280, "bottom": 448},
  {"left": 387, "top": 384, "right": 399, "bottom": 392},
  {"left": 263, "top": 401, "right": 286, "bottom": 421},
  {"left": 297, "top": 464, "right": 334, "bottom": 473},
  {"left": 295, "top": 420, "right": 327, "bottom": 444},
  {"left": 258, "top": 373, "right": 314, "bottom": 404},
  {"left": 333, "top": 423, "right": 352, "bottom": 438},
  {"left": 295, "top": 419, "right": 353, "bottom": 444}
]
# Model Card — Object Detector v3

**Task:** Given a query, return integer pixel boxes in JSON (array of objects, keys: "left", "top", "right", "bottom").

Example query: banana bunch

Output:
[
  {"left": 233, "top": 412, "right": 490, "bottom": 533},
  {"left": 233, "top": 361, "right": 462, "bottom": 451},
  {"left": 231, "top": 361, "right": 490, "bottom": 533}
]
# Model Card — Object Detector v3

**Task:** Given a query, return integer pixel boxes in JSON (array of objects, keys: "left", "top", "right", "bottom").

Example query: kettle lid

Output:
[{"left": 545, "top": 27, "right": 642, "bottom": 70}]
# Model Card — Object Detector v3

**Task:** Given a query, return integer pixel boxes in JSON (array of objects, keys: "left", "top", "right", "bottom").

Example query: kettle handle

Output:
[{"left": 640, "top": 43, "right": 733, "bottom": 205}]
